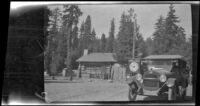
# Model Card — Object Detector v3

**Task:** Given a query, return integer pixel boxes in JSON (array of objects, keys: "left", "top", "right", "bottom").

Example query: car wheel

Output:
[
  {"left": 128, "top": 84, "right": 137, "bottom": 101},
  {"left": 168, "top": 86, "right": 177, "bottom": 100}
]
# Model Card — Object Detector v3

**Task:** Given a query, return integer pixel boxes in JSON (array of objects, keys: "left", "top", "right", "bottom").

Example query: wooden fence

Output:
[{"left": 82, "top": 67, "right": 111, "bottom": 79}]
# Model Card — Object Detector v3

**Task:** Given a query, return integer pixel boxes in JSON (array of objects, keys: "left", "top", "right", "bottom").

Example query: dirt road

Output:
[{"left": 45, "top": 79, "right": 193, "bottom": 102}]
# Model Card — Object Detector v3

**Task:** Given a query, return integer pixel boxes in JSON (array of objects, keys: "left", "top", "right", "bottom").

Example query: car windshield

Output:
[{"left": 142, "top": 60, "right": 173, "bottom": 71}]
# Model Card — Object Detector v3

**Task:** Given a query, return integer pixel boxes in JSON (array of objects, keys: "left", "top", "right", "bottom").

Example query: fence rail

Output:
[{"left": 83, "top": 67, "right": 111, "bottom": 79}]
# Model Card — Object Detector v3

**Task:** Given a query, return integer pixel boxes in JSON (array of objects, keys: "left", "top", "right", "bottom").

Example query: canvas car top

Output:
[{"left": 143, "top": 55, "right": 183, "bottom": 60}]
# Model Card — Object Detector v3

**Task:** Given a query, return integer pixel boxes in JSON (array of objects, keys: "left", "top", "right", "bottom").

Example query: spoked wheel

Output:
[
  {"left": 128, "top": 84, "right": 137, "bottom": 101},
  {"left": 168, "top": 85, "right": 177, "bottom": 100}
]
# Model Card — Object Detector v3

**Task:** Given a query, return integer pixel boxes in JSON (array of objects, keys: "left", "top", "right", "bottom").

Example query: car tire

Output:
[{"left": 128, "top": 84, "right": 137, "bottom": 101}]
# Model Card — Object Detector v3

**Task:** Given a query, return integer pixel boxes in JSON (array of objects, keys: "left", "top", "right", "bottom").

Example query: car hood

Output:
[
  {"left": 151, "top": 68, "right": 171, "bottom": 75},
  {"left": 147, "top": 65, "right": 172, "bottom": 75}
]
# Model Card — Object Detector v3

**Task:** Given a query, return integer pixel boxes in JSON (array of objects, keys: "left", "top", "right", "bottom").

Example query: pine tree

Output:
[
  {"left": 78, "top": 21, "right": 85, "bottom": 50},
  {"left": 101, "top": 33, "right": 106, "bottom": 52},
  {"left": 85, "top": 15, "right": 92, "bottom": 36},
  {"left": 72, "top": 25, "right": 79, "bottom": 50},
  {"left": 116, "top": 10, "right": 137, "bottom": 62},
  {"left": 45, "top": 7, "right": 62, "bottom": 76},
  {"left": 44, "top": 7, "right": 50, "bottom": 47},
  {"left": 145, "top": 37, "right": 154, "bottom": 55},
  {"left": 165, "top": 4, "right": 184, "bottom": 54},
  {"left": 62, "top": 5, "right": 82, "bottom": 80},
  {"left": 135, "top": 33, "right": 146, "bottom": 57},
  {"left": 149, "top": 4, "right": 189, "bottom": 66},
  {"left": 80, "top": 21, "right": 85, "bottom": 36},
  {"left": 84, "top": 15, "right": 92, "bottom": 49},
  {"left": 78, "top": 15, "right": 93, "bottom": 52},
  {"left": 116, "top": 12, "right": 130, "bottom": 61},
  {"left": 152, "top": 15, "right": 166, "bottom": 54},
  {"left": 79, "top": 15, "right": 98, "bottom": 54},
  {"left": 88, "top": 28, "right": 97, "bottom": 52},
  {"left": 106, "top": 18, "right": 115, "bottom": 53},
  {"left": 91, "top": 28, "right": 96, "bottom": 41},
  {"left": 151, "top": 4, "right": 187, "bottom": 55},
  {"left": 44, "top": 7, "right": 50, "bottom": 73}
]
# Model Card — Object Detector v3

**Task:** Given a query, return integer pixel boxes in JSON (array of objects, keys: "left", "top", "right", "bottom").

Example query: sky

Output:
[
  {"left": 10, "top": 2, "right": 192, "bottom": 40},
  {"left": 78, "top": 4, "right": 192, "bottom": 39}
]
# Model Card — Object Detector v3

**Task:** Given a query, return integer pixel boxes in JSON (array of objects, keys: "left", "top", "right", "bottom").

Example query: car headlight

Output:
[
  {"left": 136, "top": 73, "right": 142, "bottom": 81},
  {"left": 167, "top": 83, "right": 174, "bottom": 87},
  {"left": 159, "top": 74, "right": 166, "bottom": 82},
  {"left": 129, "top": 62, "right": 139, "bottom": 72}
]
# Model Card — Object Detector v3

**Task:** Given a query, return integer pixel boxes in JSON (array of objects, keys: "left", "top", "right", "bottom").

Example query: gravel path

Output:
[{"left": 45, "top": 79, "right": 193, "bottom": 102}]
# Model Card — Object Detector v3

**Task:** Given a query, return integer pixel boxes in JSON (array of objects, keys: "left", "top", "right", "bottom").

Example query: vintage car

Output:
[{"left": 126, "top": 55, "right": 189, "bottom": 101}]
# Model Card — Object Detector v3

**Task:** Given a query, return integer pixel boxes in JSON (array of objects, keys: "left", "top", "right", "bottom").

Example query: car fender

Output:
[
  {"left": 166, "top": 78, "right": 176, "bottom": 88},
  {"left": 128, "top": 76, "right": 141, "bottom": 90}
]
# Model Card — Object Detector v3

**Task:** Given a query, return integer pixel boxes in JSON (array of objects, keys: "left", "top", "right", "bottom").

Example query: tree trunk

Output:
[
  {"left": 79, "top": 68, "right": 82, "bottom": 78},
  {"left": 79, "top": 64, "right": 82, "bottom": 78},
  {"left": 52, "top": 75, "right": 55, "bottom": 80},
  {"left": 109, "top": 64, "right": 112, "bottom": 80},
  {"left": 70, "top": 75, "right": 73, "bottom": 81},
  {"left": 66, "top": 25, "right": 73, "bottom": 81}
]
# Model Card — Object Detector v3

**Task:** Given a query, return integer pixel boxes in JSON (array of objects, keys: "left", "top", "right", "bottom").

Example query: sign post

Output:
[{"left": 132, "top": 15, "right": 137, "bottom": 59}]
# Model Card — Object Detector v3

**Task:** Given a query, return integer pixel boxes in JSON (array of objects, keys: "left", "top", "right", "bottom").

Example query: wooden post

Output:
[
  {"left": 109, "top": 63, "right": 112, "bottom": 80},
  {"left": 132, "top": 18, "right": 136, "bottom": 59},
  {"left": 78, "top": 63, "right": 82, "bottom": 78}
]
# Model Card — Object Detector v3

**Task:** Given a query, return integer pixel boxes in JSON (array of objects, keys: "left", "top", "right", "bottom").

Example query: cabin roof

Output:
[
  {"left": 143, "top": 55, "right": 183, "bottom": 60},
  {"left": 76, "top": 53, "right": 117, "bottom": 63}
]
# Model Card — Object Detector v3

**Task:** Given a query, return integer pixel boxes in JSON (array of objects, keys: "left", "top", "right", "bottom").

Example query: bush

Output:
[{"left": 49, "top": 54, "right": 65, "bottom": 75}]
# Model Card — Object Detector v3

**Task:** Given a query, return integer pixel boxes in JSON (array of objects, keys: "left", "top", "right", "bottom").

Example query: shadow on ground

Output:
[
  {"left": 143, "top": 95, "right": 192, "bottom": 101},
  {"left": 45, "top": 80, "right": 81, "bottom": 83}
]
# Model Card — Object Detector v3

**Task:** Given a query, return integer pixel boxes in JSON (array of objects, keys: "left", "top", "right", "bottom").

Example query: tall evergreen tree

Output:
[
  {"left": 84, "top": 15, "right": 92, "bottom": 49},
  {"left": 147, "top": 4, "right": 191, "bottom": 68},
  {"left": 93, "top": 38, "right": 101, "bottom": 52},
  {"left": 116, "top": 12, "right": 130, "bottom": 61},
  {"left": 72, "top": 25, "right": 79, "bottom": 50},
  {"left": 145, "top": 37, "right": 154, "bottom": 55},
  {"left": 151, "top": 4, "right": 187, "bottom": 55},
  {"left": 62, "top": 5, "right": 82, "bottom": 76},
  {"left": 88, "top": 28, "right": 97, "bottom": 52},
  {"left": 152, "top": 15, "right": 166, "bottom": 54},
  {"left": 85, "top": 15, "right": 92, "bottom": 35},
  {"left": 101, "top": 33, "right": 107, "bottom": 52},
  {"left": 135, "top": 33, "right": 146, "bottom": 57},
  {"left": 80, "top": 21, "right": 85, "bottom": 36},
  {"left": 78, "top": 15, "right": 97, "bottom": 54},
  {"left": 106, "top": 18, "right": 115, "bottom": 53},
  {"left": 45, "top": 7, "right": 62, "bottom": 76},
  {"left": 78, "top": 21, "right": 85, "bottom": 51},
  {"left": 91, "top": 28, "right": 96, "bottom": 41},
  {"left": 165, "top": 4, "right": 185, "bottom": 54},
  {"left": 116, "top": 9, "right": 139, "bottom": 62},
  {"left": 44, "top": 7, "right": 50, "bottom": 73},
  {"left": 78, "top": 15, "right": 93, "bottom": 52}
]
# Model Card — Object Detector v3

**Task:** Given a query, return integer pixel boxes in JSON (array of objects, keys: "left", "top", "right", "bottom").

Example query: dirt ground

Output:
[{"left": 44, "top": 78, "right": 193, "bottom": 102}]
